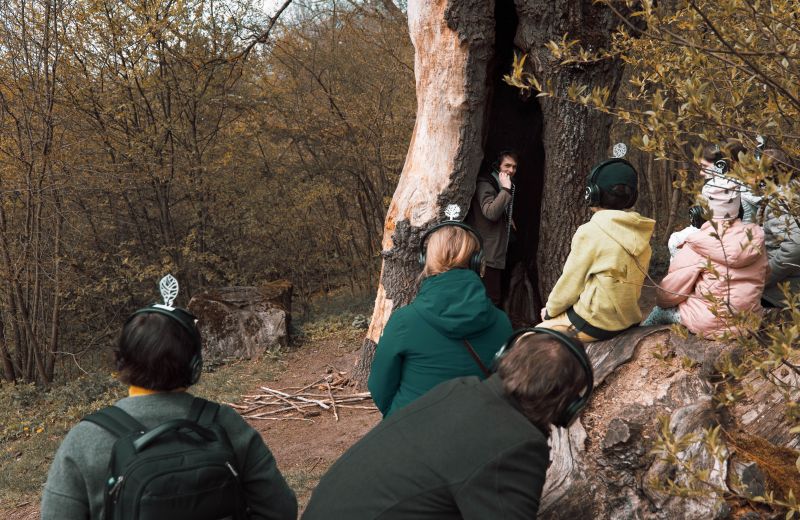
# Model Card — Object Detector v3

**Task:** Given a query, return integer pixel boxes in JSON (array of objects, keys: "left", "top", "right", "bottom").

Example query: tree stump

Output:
[{"left": 188, "top": 282, "right": 292, "bottom": 362}]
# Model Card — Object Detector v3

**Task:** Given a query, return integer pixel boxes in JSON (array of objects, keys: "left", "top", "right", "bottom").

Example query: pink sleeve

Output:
[{"left": 656, "top": 247, "right": 703, "bottom": 307}]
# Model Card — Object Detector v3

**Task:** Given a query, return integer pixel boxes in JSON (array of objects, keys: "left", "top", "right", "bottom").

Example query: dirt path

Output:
[{"left": 249, "top": 334, "right": 380, "bottom": 510}]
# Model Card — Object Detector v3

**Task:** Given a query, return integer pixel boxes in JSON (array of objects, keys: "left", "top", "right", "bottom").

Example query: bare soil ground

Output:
[{"left": 253, "top": 335, "right": 380, "bottom": 510}]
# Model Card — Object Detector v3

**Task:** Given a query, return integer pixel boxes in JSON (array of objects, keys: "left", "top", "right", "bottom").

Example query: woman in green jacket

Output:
[{"left": 368, "top": 223, "right": 514, "bottom": 417}]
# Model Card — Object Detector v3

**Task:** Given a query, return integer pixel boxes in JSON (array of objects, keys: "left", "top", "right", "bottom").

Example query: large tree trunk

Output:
[
  {"left": 538, "top": 327, "right": 798, "bottom": 518},
  {"left": 352, "top": 0, "right": 495, "bottom": 383},
  {"left": 513, "top": 0, "right": 626, "bottom": 295},
  {"left": 353, "top": 0, "right": 625, "bottom": 385}
]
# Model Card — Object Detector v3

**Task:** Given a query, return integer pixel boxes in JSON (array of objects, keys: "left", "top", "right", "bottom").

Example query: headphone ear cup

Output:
[
  {"left": 555, "top": 399, "right": 586, "bottom": 428},
  {"left": 470, "top": 249, "right": 484, "bottom": 275},
  {"left": 584, "top": 184, "right": 600, "bottom": 206},
  {"left": 418, "top": 249, "right": 426, "bottom": 269},
  {"left": 689, "top": 205, "right": 707, "bottom": 228},
  {"left": 188, "top": 353, "right": 203, "bottom": 386},
  {"left": 626, "top": 187, "right": 638, "bottom": 209}
]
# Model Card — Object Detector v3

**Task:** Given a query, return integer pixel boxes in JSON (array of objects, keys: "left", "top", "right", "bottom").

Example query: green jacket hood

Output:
[
  {"left": 591, "top": 210, "right": 655, "bottom": 256},
  {"left": 413, "top": 269, "right": 497, "bottom": 338}
]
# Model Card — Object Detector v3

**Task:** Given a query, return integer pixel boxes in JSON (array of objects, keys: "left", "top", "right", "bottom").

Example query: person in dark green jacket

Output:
[
  {"left": 303, "top": 330, "right": 593, "bottom": 520},
  {"left": 368, "top": 222, "right": 513, "bottom": 417}
]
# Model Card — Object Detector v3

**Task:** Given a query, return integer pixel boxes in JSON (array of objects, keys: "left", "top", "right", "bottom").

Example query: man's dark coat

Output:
[
  {"left": 302, "top": 374, "right": 549, "bottom": 520},
  {"left": 466, "top": 172, "right": 513, "bottom": 269}
]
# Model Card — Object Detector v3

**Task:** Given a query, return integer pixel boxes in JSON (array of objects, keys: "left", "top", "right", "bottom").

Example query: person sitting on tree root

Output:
[
  {"left": 538, "top": 156, "right": 655, "bottom": 342},
  {"left": 643, "top": 182, "right": 767, "bottom": 338},
  {"left": 466, "top": 150, "right": 518, "bottom": 306},
  {"left": 368, "top": 214, "right": 512, "bottom": 418},
  {"left": 303, "top": 329, "right": 593, "bottom": 520}
]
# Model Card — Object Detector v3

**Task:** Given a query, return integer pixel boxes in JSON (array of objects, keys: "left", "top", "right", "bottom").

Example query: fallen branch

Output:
[
  {"left": 247, "top": 417, "right": 314, "bottom": 422},
  {"left": 326, "top": 381, "right": 339, "bottom": 422},
  {"left": 260, "top": 385, "right": 331, "bottom": 410}
]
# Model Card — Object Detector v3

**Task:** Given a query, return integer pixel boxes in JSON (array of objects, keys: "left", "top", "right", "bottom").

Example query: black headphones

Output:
[
  {"left": 493, "top": 327, "right": 594, "bottom": 428},
  {"left": 711, "top": 158, "right": 729, "bottom": 176},
  {"left": 688, "top": 205, "right": 707, "bottom": 229},
  {"left": 125, "top": 305, "right": 204, "bottom": 386},
  {"left": 418, "top": 221, "right": 484, "bottom": 275},
  {"left": 584, "top": 158, "right": 638, "bottom": 208}
]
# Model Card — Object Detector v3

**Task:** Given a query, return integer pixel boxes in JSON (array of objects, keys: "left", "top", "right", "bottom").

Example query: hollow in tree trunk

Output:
[{"left": 353, "top": 0, "right": 626, "bottom": 386}]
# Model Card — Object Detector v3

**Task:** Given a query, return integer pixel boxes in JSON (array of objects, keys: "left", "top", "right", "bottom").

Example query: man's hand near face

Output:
[{"left": 499, "top": 172, "right": 513, "bottom": 190}]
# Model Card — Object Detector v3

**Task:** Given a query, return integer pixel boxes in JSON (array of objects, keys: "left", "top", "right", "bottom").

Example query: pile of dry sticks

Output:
[{"left": 228, "top": 370, "right": 375, "bottom": 422}]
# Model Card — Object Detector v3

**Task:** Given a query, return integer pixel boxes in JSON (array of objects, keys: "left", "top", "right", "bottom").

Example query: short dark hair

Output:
[
  {"left": 701, "top": 144, "right": 724, "bottom": 164},
  {"left": 497, "top": 333, "right": 589, "bottom": 433},
  {"left": 701, "top": 140, "right": 746, "bottom": 168},
  {"left": 115, "top": 313, "right": 199, "bottom": 390},
  {"left": 497, "top": 150, "right": 519, "bottom": 165},
  {"left": 599, "top": 183, "right": 636, "bottom": 210}
]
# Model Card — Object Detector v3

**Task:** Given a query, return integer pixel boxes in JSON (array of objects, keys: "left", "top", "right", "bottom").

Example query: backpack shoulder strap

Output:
[
  {"left": 461, "top": 339, "right": 492, "bottom": 378},
  {"left": 83, "top": 406, "right": 146, "bottom": 438},
  {"left": 188, "top": 397, "right": 220, "bottom": 425}
]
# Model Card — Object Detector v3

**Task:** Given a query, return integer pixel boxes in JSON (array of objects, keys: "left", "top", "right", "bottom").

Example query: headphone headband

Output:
[
  {"left": 494, "top": 327, "right": 594, "bottom": 428},
  {"left": 420, "top": 221, "right": 484, "bottom": 250},
  {"left": 418, "top": 221, "right": 485, "bottom": 275}
]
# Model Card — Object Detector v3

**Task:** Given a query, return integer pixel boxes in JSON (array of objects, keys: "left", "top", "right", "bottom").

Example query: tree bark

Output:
[
  {"left": 352, "top": 0, "right": 495, "bottom": 385},
  {"left": 355, "top": 0, "right": 628, "bottom": 386},
  {"left": 513, "top": 0, "right": 626, "bottom": 295}
]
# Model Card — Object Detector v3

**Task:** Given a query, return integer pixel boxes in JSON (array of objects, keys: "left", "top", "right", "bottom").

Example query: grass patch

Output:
[
  {"left": 0, "top": 354, "right": 284, "bottom": 509},
  {"left": 284, "top": 461, "right": 333, "bottom": 511},
  {"left": 297, "top": 288, "right": 374, "bottom": 325},
  {"left": 0, "top": 373, "right": 124, "bottom": 508}
]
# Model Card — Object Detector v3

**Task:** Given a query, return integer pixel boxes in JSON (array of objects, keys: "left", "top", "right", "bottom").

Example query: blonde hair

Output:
[{"left": 421, "top": 225, "right": 482, "bottom": 278}]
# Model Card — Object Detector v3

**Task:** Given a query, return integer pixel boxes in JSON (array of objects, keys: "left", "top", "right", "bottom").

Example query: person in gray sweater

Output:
[
  {"left": 41, "top": 293, "right": 297, "bottom": 519},
  {"left": 760, "top": 150, "right": 800, "bottom": 307}
]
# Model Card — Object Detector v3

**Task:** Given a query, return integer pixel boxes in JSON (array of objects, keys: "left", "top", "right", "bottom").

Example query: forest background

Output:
[{"left": 0, "top": 0, "right": 414, "bottom": 385}]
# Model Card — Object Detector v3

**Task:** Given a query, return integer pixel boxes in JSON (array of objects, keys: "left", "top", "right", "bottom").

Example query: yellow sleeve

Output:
[{"left": 546, "top": 226, "right": 595, "bottom": 317}]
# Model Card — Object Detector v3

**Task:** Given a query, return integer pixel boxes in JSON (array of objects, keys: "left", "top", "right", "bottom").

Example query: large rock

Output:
[
  {"left": 538, "top": 326, "right": 797, "bottom": 519},
  {"left": 188, "top": 281, "right": 291, "bottom": 362}
]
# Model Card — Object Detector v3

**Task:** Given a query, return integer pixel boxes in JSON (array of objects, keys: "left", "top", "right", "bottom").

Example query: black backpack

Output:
[{"left": 83, "top": 397, "right": 248, "bottom": 520}]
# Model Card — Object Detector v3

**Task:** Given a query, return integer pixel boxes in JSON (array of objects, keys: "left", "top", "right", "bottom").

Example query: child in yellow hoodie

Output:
[{"left": 538, "top": 158, "right": 655, "bottom": 342}]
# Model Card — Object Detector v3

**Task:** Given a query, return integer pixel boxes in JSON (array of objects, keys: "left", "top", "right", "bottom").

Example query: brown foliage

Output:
[{"left": 0, "top": 0, "right": 413, "bottom": 384}]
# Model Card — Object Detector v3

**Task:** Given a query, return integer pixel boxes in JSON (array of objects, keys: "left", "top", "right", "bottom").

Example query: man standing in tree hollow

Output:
[{"left": 466, "top": 150, "right": 517, "bottom": 306}]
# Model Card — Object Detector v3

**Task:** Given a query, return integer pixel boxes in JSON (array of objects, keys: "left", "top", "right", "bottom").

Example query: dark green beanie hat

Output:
[{"left": 592, "top": 159, "right": 638, "bottom": 190}]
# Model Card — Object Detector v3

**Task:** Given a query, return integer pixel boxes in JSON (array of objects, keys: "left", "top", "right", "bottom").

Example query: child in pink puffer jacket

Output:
[{"left": 642, "top": 181, "right": 769, "bottom": 338}]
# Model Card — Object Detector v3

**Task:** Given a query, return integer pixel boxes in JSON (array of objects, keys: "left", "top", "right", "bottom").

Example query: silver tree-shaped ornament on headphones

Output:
[
  {"left": 612, "top": 142, "right": 627, "bottom": 159},
  {"left": 444, "top": 204, "right": 461, "bottom": 221},
  {"left": 158, "top": 274, "right": 179, "bottom": 310}
]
